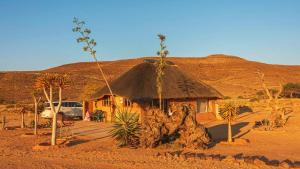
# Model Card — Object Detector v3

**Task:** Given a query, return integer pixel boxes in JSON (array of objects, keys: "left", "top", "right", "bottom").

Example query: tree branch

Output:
[{"left": 56, "top": 87, "right": 62, "bottom": 114}]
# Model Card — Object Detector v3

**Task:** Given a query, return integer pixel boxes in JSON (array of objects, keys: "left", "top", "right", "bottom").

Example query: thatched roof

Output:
[{"left": 92, "top": 60, "right": 223, "bottom": 100}]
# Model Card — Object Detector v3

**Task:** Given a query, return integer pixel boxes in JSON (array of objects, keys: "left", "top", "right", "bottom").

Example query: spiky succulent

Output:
[
  {"left": 110, "top": 108, "right": 141, "bottom": 147},
  {"left": 219, "top": 102, "right": 238, "bottom": 121}
]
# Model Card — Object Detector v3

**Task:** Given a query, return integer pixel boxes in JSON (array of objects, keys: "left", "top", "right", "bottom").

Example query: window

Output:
[
  {"left": 197, "top": 99, "right": 208, "bottom": 113},
  {"left": 123, "top": 98, "right": 132, "bottom": 107},
  {"left": 150, "top": 99, "right": 168, "bottom": 113},
  {"left": 62, "top": 102, "right": 68, "bottom": 107},
  {"left": 74, "top": 102, "right": 82, "bottom": 107},
  {"left": 45, "top": 102, "right": 59, "bottom": 107},
  {"left": 102, "top": 96, "right": 111, "bottom": 107}
]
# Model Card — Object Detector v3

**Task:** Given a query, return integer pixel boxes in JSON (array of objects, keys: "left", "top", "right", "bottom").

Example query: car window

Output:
[{"left": 76, "top": 102, "right": 82, "bottom": 107}]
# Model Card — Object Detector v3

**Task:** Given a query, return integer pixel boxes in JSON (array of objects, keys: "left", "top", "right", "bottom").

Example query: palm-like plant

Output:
[
  {"left": 219, "top": 102, "right": 239, "bottom": 143},
  {"left": 110, "top": 108, "right": 141, "bottom": 147}
]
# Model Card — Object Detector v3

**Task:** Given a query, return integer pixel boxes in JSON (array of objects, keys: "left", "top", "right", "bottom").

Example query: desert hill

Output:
[{"left": 1, "top": 54, "right": 300, "bottom": 103}]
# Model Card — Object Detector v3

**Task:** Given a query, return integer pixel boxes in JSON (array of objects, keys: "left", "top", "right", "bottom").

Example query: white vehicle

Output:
[{"left": 41, "top": 101, "right": 83, "bottom": 119}]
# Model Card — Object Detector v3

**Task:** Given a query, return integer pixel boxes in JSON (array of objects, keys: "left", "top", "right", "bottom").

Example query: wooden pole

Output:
[
  {"left": 82, "top": 100, "right": 86, "bottom": 120},
  {"left": 21, "top": 109, "right": 25, "bottom": 128},
  {"left": 1, "top": 116, "right": 5, "bottom": 130}
]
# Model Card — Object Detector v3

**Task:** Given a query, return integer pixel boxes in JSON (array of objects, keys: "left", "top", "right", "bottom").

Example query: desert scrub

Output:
[
  {"left": 141, "top": 104, "right": 211, "bottom": 149},
  {"left": 110, "top": 108, "right": 141, "bottom": 147}
]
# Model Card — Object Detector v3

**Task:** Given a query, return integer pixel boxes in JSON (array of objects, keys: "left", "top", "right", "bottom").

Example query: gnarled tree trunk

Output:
[{"left": 141, "top": 104, "right": 211, "bottom": 149}]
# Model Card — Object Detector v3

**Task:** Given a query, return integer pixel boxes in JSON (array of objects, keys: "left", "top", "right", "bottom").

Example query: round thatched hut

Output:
[{"left": 88, "top": 59, "right": 223, "bottom": 123}]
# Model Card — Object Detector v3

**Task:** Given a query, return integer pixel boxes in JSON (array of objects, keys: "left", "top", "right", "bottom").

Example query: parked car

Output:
[{"left": 41, "top": 101, "right": 83, "bottom": 119}]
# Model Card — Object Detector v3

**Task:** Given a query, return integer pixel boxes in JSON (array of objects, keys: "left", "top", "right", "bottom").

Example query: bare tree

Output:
[
  {"left": 156, "top": 34, "right": 168, "bottom": 110},
  {"left": 35, "top": 73, "right": 71, "bottom": 145},
  {"left": 257, "top": 70, "right": 284, "bottom": 127}
]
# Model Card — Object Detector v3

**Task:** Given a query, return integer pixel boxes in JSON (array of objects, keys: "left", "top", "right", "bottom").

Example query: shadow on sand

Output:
[
  {"left": 208, "top": 122, "right": 249, "bottom": 143},
  {"left": 163, "top": 151, "right": 299, "bottom": 167}
]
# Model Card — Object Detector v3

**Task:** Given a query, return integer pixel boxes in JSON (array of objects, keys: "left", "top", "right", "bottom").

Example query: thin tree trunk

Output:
[
  {"left": 159, "top": 94, "right": 162, "bottom": 111},
  {"left": 1, "top": 116, "right": 5, "bottom": 130},
  {"left": 34, "top": 100, "right": 38, "bottom": 135},
  {"left": 227, "top": 120, "right": 232, "bottom": 143},
  {"left": 82, "top": 100, "right": 86, "bottom": 120},
  {"left": 51, "top": 112, "right": 57, "bottom": 145},
  {"left": 21, "top": 110, "right": 25, "bottom": 128}
]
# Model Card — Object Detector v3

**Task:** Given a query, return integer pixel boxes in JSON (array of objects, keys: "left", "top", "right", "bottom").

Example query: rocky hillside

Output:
[{"left": 1, "top": 54, "right": 300, "bottom": 103}]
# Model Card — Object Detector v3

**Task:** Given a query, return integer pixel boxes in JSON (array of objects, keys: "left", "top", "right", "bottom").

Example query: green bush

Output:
[
  {"left": 110, "top": 108, "right": 141, "bottom": 147},
  {"left": 92, "top": 110, "right": 105, "bottom": 122}
]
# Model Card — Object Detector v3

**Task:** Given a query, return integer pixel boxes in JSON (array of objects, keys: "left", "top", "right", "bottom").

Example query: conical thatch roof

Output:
[{"left": 92, "top": 60, "right": 223, "bottom": 100}]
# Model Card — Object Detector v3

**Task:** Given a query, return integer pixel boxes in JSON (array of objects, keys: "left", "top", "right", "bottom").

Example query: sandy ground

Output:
[{"left": 1, "top": 99, "right": 300, "bottom": 169}]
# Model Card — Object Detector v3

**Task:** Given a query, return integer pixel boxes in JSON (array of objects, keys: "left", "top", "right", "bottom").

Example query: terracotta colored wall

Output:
[
  {"left": 91, "top": 95, "right": 143, "bottom": 122},
  {"left": 168, "top": 98, "right": 218, "bottom": 123},
  {"left": 90, "top": 96, "right": 219, "bottom": 123}
]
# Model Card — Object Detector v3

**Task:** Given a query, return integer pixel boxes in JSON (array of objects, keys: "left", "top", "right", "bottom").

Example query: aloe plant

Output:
[
  {"left": 110, "top": 108, "right": 141, "bottom": 147},
  {"left": 220, "top": 102, "right": 239, "bottom": 143}
]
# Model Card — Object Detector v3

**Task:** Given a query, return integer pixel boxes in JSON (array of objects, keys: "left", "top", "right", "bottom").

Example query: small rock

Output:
[
  {"left": 205, "top": 156, "right": 213, "bottom": 160},
  {"left": 222, "top": 155, "right": 235, "bottom": 162},
  {"left": 235, "top": 158, "right": 245, "bottom": 165},
  {"left": 165, "top": 152, "right": 172, "bottom": 158},
  {"left": 179, "top": 155, "right": 187, "bottom": 161},
  {"left": 212, "top": 155, "right": 222, "bottom": 161},
  {"left": 253, "top": 158, "right": 265, "bottom": 166},
  {"left": 293, "top": 163, "right": 300, "bottom": 168},
  {"left": 244, "top": 157, "right": 254, "bottom": 164},
  {"left": 155, "top": 152, "right": 161, "bottom": 157},
  {"left": 280, "top": 161, "right": 291, "bottom": 168}
]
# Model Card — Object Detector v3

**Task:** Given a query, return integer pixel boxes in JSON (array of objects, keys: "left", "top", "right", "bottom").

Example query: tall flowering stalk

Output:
[
  {"left": 72, "top": 18, "right": 115, "bottom": 105},
  {"left": 156, "top": 34, "right": 169, "bottom": 110}
]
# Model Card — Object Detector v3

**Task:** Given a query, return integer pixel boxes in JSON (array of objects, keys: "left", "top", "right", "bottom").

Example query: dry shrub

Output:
[{"left": 141, "top": 104, "right": 211, "bottom": 149}]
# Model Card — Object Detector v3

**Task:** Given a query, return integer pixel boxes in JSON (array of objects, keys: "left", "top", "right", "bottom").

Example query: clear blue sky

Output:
[{"left": 0, "top": 0, "right": 300, "bottom": 71}]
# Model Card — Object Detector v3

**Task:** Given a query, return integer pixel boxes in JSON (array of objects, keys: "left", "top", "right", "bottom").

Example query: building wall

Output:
[
  {"left": 90, "top": 95, "right": 219, "bottom": 123},
  {"left": 167, "top": 98, "right": 219, "bottom": 123},
  {"left": 92, "top": 95, "right": 143, "bottom": 122}
]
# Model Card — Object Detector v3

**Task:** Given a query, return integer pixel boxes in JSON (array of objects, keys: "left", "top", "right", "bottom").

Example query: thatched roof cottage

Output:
[{"left": 88, "top": 59, "right": 223, "bottom": 123}]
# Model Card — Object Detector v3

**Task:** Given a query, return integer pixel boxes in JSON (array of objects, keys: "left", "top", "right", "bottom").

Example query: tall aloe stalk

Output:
[
  {"left": 156, "top": 34, "right": 168, "bottom": 110},
  {"left": 72, "top": 18, "right": 115, "bottom": 105}
]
